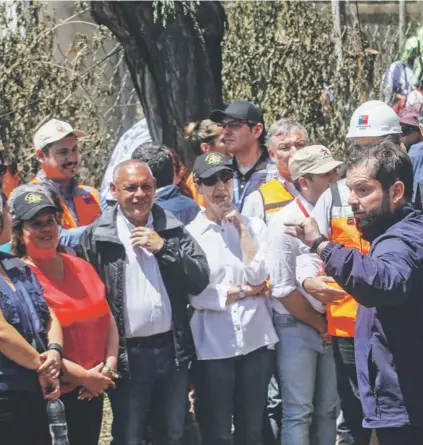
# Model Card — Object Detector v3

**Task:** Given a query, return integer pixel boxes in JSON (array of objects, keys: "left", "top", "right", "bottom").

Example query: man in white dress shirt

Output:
[
  {"left": 78, "top": 159, "right": 209, "bottom": 445},
  {"left": 242, "top": 118, "right": 309, "bottom": 444},
  {"left": 267, "top": 145, "right": 342, "bottom": 445}
]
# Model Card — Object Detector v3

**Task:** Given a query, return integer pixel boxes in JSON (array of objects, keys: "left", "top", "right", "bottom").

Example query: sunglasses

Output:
[
  {"left": 199, "top": 170, "right": 234, "bottom": 186},
  {"left": 401, "top": 125, "right": 417, "bottom": 136},
  {"left": 0, "top": 165, "right": 7, "bottom": 177}
]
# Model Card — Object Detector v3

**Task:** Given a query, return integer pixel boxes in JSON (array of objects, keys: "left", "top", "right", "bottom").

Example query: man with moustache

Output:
[
  {"left": 286, "top": 140, "right": 423, "bottom": 445},
  {"left": 32, "top": 119, "right": 103, "bottom": 245}
]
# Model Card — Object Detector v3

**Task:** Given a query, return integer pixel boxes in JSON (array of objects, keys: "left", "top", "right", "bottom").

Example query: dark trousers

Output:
[
  {"left": 0, "top": 391, "right": 50, "bottom": 445},
  {"left": 376, "top": 426, "right": 423, "bottom": 445},
  {"left": 333, "top": 336, "right": 372, "bottom": 445},
  {"left": 61, "top": 389, "right": 103, "bottom": 445},
  {"left": 109, "top": 338, "right": 189, "bottom": 445},
  {"left": 194, "top": 346, "right": 274, "bottom": 445}
]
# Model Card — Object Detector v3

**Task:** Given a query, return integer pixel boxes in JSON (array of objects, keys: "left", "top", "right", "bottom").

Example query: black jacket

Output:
[{"left": 77, "top": 204, "right": 209, "bottom": 375}]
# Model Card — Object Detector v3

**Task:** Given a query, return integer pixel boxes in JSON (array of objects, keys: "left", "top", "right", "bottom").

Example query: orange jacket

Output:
[
  {"left": 258, "top": 178, "right": 294, "bottom": 222},
  {"left": 327, "top": 181, "right": 370, "bottom": 337},
  {"left": 32, "top": 177, "right": 101, "bottom": 229}
]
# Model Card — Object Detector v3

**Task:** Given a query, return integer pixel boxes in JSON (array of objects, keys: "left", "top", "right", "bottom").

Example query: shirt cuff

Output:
[
  {"left": 319, "top": 241, "right": 338, "bottom": 262},
  {"left": 271, "top": 285, "right": 296, "bottom": 299}
]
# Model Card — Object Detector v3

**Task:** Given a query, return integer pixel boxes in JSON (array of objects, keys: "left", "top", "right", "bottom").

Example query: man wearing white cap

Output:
[
  {"left": 267, "top": 145, "right": 342, "bottom": 445},
  {"left": 32, "top": 119, "right": 102, "bottom": 245},
  {"left": 302, "top": 100, "right": 402, "bottom": 445}
]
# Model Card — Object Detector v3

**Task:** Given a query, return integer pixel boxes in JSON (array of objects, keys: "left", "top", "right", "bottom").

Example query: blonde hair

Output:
[{"left": 185, "top": 119, "right": 223, "bottom": 156}]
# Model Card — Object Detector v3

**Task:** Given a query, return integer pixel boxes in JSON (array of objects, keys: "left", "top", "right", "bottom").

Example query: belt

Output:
[{"left": 126, "top": 331, "right": 173, "bottom": 349}]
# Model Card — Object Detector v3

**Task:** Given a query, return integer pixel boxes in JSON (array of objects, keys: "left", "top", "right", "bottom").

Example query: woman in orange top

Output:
[
  {"left": 10, "top": 187, "right": 119, "bottom": 445},
  {"left": 185, "top": 119, "right": 227, "bottom": 207}
]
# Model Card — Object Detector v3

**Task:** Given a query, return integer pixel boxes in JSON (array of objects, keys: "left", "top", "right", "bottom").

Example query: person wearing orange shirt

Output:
[
  {"left": 185, "top": 119, "right": 226, "bottom": 207},
  {"left": 10, "top": 187, "right": 119, "bottom": 445}
]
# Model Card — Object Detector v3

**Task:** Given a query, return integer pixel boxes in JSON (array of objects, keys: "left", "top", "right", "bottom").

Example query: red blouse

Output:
[{"left": 29, "top": 253, "right": 110, "bottom": 393}]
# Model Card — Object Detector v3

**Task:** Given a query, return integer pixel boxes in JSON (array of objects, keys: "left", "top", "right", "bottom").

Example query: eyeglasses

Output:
[
  {"left": 0, "top": 165, "right": 7, "bottom": 177},
  {"left": 217, "top": 120, "right": 255, "bottom": 130},
  {"left": 401, "top": 125, "right": 417, "bottom": 136},
  {"left": 199, "top": 170, "right": 234, "bottom": 186}
]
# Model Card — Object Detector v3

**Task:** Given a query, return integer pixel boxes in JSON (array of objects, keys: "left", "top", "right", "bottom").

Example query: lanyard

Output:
[
  {"left": 233, "top": 175, "right": 252, "bottom": 210},
  {"left": 295, "top": 198, "right": 310, "bottom": 218}
]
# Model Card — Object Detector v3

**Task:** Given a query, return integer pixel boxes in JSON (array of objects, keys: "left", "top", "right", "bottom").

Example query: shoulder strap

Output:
[
  {"left": 295, "top": 198, "right": 310, "bottom": 218},
  {"left": 330, "top": 182, "right": 342, "bottom": 207}
]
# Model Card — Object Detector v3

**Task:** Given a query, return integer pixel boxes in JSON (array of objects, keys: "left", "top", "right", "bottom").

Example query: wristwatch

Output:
[
  {"left": 47, "top": 343, "right": 64, "bottom": 358},
  {"left": 310, "top": 235, "right": 329, "bottom": 253},
  {"left": 237, "top": 285, "right": 246, "bottom": 300}
]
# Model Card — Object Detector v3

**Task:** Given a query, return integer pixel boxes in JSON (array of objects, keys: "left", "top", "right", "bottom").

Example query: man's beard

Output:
[{"left": 353, "top": 192, "right": 397, "bottom": 242}]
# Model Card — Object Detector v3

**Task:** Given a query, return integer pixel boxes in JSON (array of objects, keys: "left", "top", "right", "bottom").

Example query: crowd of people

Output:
[{"left": 0, "top": 96, "right": 423, "bottom": 445}]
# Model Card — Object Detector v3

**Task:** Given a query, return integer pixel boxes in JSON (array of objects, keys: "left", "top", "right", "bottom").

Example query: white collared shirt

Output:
[
  {"left": 241, "top": 175, "right": 298, "bottom": 223},
  {"left": 267, "top": 194, "right": 325, "bottom": 314},
  {"left": 116, "top": 207, "right": 172, "bottom": 338},
  {"left": 186, "top": 212, "right": 278, "bottom": 360}
]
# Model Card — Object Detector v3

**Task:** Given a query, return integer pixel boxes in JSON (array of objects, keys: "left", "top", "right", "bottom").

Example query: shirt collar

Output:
[
  {"left": 195, "top": 210, "right": 225, "bottom": 235},
  {"left": 117, "top": 206, "right": 154, "bottom": 231}
]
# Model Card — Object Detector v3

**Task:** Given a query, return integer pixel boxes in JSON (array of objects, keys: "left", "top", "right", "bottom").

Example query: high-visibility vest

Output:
[
  {"left": 258, "top": 178, "right": 294, "bottom": 222},
  {"left": 327, "top": 179, "right": 370, "bottom": 337},
  {"left": 32, "top": 177, "right": 101, "bottom": 229}
]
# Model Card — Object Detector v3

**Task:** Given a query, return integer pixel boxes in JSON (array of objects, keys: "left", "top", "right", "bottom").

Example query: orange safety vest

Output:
[
  {"left": 32, "top": 177, "right": 101, "bottom": 229},
  {"left": 258, "top": 178, "right": 294, "bottom": 222},
  {"left": 327, "top": 179, "right": 370, "bottom": 337}
]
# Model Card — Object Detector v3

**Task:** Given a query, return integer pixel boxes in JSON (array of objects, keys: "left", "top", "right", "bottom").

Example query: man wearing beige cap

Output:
[
  {"left": 32, "top": 119, "right": 102, "bottom": 245},
  {"left": 266, "top": 145, "right": 342, "bottom": 445}
]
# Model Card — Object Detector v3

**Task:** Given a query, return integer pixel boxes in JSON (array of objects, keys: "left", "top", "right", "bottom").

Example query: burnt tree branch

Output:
[{"left": 91, "top": 1, "right": 226, "bottom": 165}]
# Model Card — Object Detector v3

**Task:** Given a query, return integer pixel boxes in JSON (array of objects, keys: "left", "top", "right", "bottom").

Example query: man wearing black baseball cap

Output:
[{"left": 209, "top": 100, "right": 271, "bottom": 211}]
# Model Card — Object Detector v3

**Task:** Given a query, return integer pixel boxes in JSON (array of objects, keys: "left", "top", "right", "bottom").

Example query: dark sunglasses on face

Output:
[
  {"left": 0, "top": 165, "right": 7, "bottom": 177},
  {"left": 401, "top": 125, "right": 417, "bottom": 136},
  {"left": 199, "top": 170, "right": 234, "bottom": 186}
]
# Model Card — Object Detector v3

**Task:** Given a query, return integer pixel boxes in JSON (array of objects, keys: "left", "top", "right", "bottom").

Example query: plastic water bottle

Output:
[{"left": 46, "top": 399, "right": 70, "bottom": 444}]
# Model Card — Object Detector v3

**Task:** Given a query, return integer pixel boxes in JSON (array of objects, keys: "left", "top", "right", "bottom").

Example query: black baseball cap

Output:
[
  {"left": 193, "top": 152, "right": 234, "bottom": 180},
  {"left": 209, "top": 100, "right": 264, "bottom": 124},
  {"left": 13, "top": 192, "right": 60, "bottom": 221}
]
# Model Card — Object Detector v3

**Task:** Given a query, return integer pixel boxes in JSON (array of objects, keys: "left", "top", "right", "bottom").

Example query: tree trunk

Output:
[{"left": 90, "top": 1, "right": 226, "bottom": 166}]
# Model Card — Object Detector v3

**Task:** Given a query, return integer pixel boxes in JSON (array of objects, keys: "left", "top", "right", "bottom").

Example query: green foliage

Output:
[
  {"left": 222, "top": 1, "right": 375, "bottom": 158},
  {"left": 0, "top": 1, "right": 115, "bottom": 184}
]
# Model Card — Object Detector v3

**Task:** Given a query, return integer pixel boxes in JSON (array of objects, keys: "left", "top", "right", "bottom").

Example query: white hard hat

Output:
[{"left": 346, "top": 100, "right": 402, "bottom": 139}]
